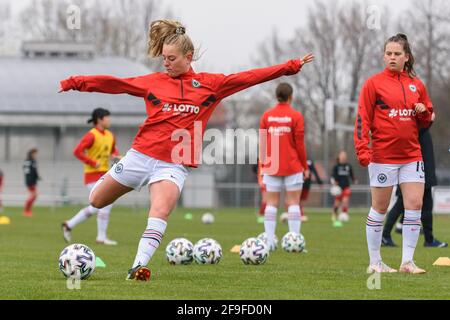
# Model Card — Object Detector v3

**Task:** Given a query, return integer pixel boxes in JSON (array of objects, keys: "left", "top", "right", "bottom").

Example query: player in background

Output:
[
  {"left": 23, "top": 148, "right": 39, "bottom": 217},
  {"left": 260, "top": 83, "right": 309, "bottom": 250},
  {"left": 299, "top": 159, "right": 323, "bottom": 222},
  {"left": 59, "top": 19, "right": 314, "bottom": 280},
  {"left": 330, "top": 151, "right": 355, "bottom": 227},
  {"left": 354, "top": 34, "right": 434, "bottom": 274},
  {"left": 62, "top": 108, "right": 120, "bottom": 245}
]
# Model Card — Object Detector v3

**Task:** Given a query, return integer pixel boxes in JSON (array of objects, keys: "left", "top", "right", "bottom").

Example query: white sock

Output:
[
  {"left": 402, "top": 209, "right": 422, "bottom": 264},
  {"left": 66, "top": 205, "right": 99, "bottom": 229},
  {"left": 132, "top": 217, "right": 167, "bottom": 268},
  {"left": 96, "top": 204, "right": 113, "bottom": 241},
  {"left": 366, "top": 207, "right": 385, "bottom": 265},
  {"left": 288, "top": 205, "right": 301, "bottom": 234},
  {"left": 264, "top": 205, "right": 277, "bottom": 247}
]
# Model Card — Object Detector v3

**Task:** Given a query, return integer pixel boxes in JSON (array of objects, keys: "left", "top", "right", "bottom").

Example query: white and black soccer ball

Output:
[
  {"left": 165, "top": 238, "right": 194, "bottom": 265},
  {"left": 239, "top": 237, "right": 269, "bottom": 265},
  {"left": 193, "top": 238, "right": 222, "bottom": 264},
  {"left": 201, "top": 212, "right": 215, "bottom": 224},
  {"left": 58, "top": 243, "right": 96, "bottom": 280},
  {"left": 330, "top": 185, "right": 343, "bottom": 197},
  {"left": 281, "top": 232, "right": 306, "bottom": 253},
  {"left": 338, "top": 212, "right": 350, "bottom": 222},
  {"left": 257, "top": 232, "right": 278, "bottom": 251}
]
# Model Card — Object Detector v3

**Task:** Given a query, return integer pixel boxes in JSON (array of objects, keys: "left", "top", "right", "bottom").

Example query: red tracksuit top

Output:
[
  {"left": 60, "top": 60, "right": 302, "bottom": 167},
  {"left": 354, "top": 68, "right": 433, "bottom": 166},
  {"left": 260, "top": 103, "right": 307, "bottom": 176}
]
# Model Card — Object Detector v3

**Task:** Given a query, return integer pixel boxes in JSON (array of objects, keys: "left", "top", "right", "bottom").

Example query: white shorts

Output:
[
  {"left": 263, "top": 172, "right": 304, "bottom": 192},
  {"left": 108, "top": 149, "right": 189, "bottom": 193},
  {"left": 368, "top": 161, "right": 425, "bottom": 187}
]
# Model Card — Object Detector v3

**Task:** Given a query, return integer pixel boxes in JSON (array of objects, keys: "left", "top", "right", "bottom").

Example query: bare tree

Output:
[
  {"left": 20, "top": 0, "right": 65, "bottom": 40},
  {"left": 397, "top": 0, "right": 450, "bottom": 168},
  {"left": 337, "top": 1, "right": 389, "bottom": 147},
  {"left": 0, "top": 1, "right": 12, "bottom": 54},
  {"left": 19, "top": 0, "right": 171, "bottom": 69},
  {"left": 398, "top": 0, "right": 450, "bottom": 93},
  {"left": 0, "top": 2, "right": 10, "bottom": 39}
]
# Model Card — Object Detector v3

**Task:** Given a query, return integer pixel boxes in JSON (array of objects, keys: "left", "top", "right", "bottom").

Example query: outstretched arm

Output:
[
  {"left": 59, "top": 75, "right": 148, "bottom": 98},
  {"left": 213, "top": 54, "right": 314, "bottom": 100}
]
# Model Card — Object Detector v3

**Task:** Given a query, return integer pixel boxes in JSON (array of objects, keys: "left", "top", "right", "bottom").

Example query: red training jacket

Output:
[
  {"left": 354, "top": 68, "right": 433, "bottom": 166},
  {"left": 60, "top": 60, "right": 302, "bottom": 167},
  {"left": 260, "top": 103, "right": 307, "bottom": 176}
]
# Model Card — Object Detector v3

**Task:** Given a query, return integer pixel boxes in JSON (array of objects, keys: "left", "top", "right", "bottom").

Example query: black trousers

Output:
[{"left": 382, "top": 187, "right": 434, "bottom": 243}]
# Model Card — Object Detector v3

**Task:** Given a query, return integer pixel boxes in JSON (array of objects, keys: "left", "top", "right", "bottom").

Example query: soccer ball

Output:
[
  {"left": 257, "top": 232, "right": 278, "bottom": 251},
  {"left": 193, "top": 238, "right": 222, "bottom": 264},
  {"left": 281, "top": 232, "right": 306, "bottom": 253},
  {"left": 201, "top": 212, "right": 215, "bottom": 224},
  {"left": 239, "top": 237, "right": 269, "bottom": 265},
  {"left": 58, "top": 243, "right": 96, "bottom": 280},
  {"left": 338, "top": 212, "right": 350, "bottom": 222},
  {"left": 165, "top": 238, "right": 194, "bottom": 265},
  {"left": 330, "top": 185, "right": 342, "bottom": 197},
  {"left": 279, "top": 212, "right": 289, "bottom": 223}
]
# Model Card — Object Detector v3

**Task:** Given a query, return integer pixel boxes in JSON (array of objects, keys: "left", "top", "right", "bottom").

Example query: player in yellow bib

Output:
[{"left": 62, "top": 108, "right": 120, "bottom": 245}]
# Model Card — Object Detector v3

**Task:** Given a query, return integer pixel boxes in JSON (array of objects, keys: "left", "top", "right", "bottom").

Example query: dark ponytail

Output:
[{"left": 384, "top": 33, "right": 416, "bottom": 78}]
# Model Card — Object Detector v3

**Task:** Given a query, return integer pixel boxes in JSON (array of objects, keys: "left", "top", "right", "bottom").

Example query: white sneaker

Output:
[
  {"left": 61, "top": 222, "right": 71, "bottom": 243},
  {"left": 96, "top": 238, "right": 118, "bottom": 246},
  {"left": 367, "top": 261, "right": 398, "bottom": 273},
  {"left": 399, "top": 261, "right": 426, "bottom": 274}
]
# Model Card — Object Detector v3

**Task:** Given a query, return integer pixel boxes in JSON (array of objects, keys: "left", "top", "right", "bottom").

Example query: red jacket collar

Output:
[
  {"left": 171, "top": 67, "right": 196, "bottom": 80},
  {"left": 383, "top": 67, "right": 409, "bottom": 78}
]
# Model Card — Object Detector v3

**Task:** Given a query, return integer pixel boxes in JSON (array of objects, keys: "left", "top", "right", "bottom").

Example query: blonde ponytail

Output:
[{"left": 148, "top": 19, "right": 195, "bottom": 58}]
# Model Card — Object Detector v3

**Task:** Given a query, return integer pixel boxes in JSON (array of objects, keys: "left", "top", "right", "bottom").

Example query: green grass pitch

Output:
[{"left": 0, "top": 206, "right": 449, "bottom": 299}]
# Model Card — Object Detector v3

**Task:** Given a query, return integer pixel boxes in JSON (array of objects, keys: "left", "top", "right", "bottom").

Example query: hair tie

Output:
[{"left": 175, "top": 26, "right": 185, "bottom": 35}]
